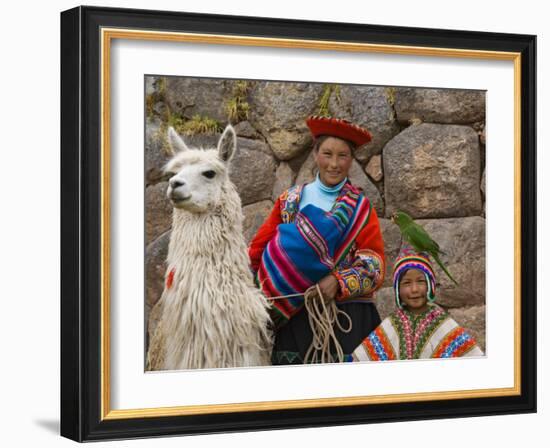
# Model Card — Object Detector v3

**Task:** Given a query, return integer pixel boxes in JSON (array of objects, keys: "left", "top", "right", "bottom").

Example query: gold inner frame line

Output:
[{"left": 100, "top": 27, "right": 522, "bottom": 421}]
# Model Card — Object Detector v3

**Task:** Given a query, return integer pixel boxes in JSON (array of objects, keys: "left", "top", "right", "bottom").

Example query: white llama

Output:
[{"left": 147, "top": 125, "right": 272, "bottom": 370}]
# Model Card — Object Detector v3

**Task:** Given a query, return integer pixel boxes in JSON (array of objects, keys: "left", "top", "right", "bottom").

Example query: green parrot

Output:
[{"left": 391, "top": 210, "right": 459, "bottom": 286}]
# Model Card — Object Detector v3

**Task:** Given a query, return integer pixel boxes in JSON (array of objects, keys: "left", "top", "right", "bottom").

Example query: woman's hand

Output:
[{"left": 316, "top": 274, "right": 340, "bottom": 302}]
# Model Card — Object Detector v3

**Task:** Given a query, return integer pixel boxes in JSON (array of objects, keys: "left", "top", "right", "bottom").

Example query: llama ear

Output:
[
  {"left": 167, "top": 126, "right": 190, "bottom": 155},
  {"left": 217, "top": 125, "right": 237, "bottom": 163}
]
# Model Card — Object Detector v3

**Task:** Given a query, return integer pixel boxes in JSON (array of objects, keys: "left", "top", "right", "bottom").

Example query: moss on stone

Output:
[
  {"left": 146, "top": 94, "right": 155, "bottom": 119},
  {"left": 179, "top": 114, "right": 222, "bottom": 135},
  {"left": 225, "top": 80, "right": 250, "bottom": 123},
  {"left": 317, "top": 84, "right": 341, "bottom": 116},
  {"left": 385, "top": 87, "right": 396, "bottom": 106}
]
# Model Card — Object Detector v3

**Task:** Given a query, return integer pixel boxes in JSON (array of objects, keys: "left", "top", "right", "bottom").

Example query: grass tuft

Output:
[{"left": 225, "top": 80, "right": 251, "bottom": 123}]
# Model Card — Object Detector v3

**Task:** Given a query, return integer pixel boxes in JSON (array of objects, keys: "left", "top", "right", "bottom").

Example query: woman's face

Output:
[
  {"left": 314, "top": 137, "right": 353, "bottom": 187},
  {"left": 399, "top": 268, "right": 429, "bottom": 313}
]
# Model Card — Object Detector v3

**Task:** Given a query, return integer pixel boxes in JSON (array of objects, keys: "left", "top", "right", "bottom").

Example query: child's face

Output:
[{"left": 399, "top": 269, "right": 428, "bottom": 313}]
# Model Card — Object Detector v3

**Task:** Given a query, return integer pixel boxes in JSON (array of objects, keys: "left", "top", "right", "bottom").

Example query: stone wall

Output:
[{"left": 145, "top": 77, "right": 486, "bottom": 352}]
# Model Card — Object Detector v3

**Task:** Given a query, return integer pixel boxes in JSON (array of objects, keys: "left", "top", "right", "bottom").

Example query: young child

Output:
[{"left": 352, "top": 246, "right": 483, "bottom": 361}]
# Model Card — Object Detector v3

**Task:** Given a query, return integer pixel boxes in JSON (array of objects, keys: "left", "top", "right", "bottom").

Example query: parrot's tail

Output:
[{"left": 433, "top": 255, "right": 459, "bottom": 286}]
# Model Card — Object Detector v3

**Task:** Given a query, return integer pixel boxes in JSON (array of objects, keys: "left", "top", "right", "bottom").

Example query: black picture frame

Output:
[{"left": 61, "top": 5, "right": 536, "bottom": 442}]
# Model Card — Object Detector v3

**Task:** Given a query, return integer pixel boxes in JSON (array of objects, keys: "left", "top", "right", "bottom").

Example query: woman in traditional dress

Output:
[
  {"left": 352, "top": 246, "right": 484, "bottom": 361},
  {"left": 248, "top": 116, "right": 385, "bottom": 365}
]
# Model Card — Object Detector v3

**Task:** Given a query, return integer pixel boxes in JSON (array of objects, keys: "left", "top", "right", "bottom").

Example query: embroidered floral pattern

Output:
[
  {"left": 279, "top": 185, "right": 303, "bottom": 223},
  {"left": 391, "top": 307, "right": 447, "bottom": 359},
  {"left": 333, "top": 248, "right": 383, "bottom": 300}
]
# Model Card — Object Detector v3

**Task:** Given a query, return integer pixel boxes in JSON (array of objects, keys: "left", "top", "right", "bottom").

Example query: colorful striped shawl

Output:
[{"left": 257, "top": 184, "right": 371, "bottom": 317}]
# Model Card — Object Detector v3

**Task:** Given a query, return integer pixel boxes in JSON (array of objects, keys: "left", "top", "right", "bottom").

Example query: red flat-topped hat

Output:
[{"left": 306, "top": 115, "right": 372, "bottom": 146}]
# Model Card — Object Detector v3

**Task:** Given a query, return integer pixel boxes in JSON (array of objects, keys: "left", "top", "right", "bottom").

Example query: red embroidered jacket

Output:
[{"left": 248, "top": 184, "right": 385, "bottom": 327}]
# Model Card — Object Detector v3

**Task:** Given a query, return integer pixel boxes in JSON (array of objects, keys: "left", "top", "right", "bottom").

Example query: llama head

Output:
[{"left": 163, "top": 125, "right": 237, "bottom": 213}]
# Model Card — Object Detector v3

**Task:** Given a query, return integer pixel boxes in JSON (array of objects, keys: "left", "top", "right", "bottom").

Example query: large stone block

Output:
[
  {"left": 348, "top": 161, "right": 384, "bottom": 217},
  {"left": 328, "top": 85, "right": 401, "bottom": 162},
  {"left": 145, "top": 122, "right": 172, "bottom": 186},
  {"left": 230, "top": 140, "right": 277, "bottom": 206},
  {"left": 415, "top": 217, "right": 486, "bottom": 308},
  {"left": 294, "top": 150, "right": 317, "bottom": 186},
  {"left": 394, "top": 88, "right": 486, "bottom": 124},
  {"left": 145, "top": 182, "right": 172, "bottom": 246},
  {"left": 164, "top": 77, "right": 229, "bottom": 122},
  {"left": 242, "top": 200, "right": 275, "bottom": 244},
  {"left": 384, "top": 123, "right": 482, "bottom": 218},
  {"left": 248, "top": 81, "right": 324, "bottom": 160},
  {"left": 145, "top": 230, "right": 171, "bottom": 310},
  {"left": 366, "top": 155, "right": 383, "bottom": 182},
  {"left": 271, "top": 162, "right": 296, "bottom": 202},
  {"left": 234, "top": 120, "right": 263, "bottom": 139}
]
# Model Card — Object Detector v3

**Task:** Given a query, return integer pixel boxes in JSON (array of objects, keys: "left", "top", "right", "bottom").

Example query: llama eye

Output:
[{"left": 202, "top": 170, "right": 216, "bottom": 179}]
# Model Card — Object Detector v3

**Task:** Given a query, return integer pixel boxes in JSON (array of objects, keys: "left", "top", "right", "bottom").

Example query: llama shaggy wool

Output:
[{"left": 147, "top": 125, "right": 272, "bottom": 370}]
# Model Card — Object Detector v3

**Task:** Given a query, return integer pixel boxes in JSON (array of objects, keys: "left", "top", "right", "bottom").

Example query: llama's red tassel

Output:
[{"left": 166, "top": 268, "right": 175, "bottom": 289}]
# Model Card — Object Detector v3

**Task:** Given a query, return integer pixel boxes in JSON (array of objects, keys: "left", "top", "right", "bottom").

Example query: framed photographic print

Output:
[{"left": 60, "top": 5, "right": 536, "bottom": 442}]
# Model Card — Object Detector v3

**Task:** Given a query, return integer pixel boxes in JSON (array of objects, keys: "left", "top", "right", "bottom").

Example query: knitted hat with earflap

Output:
[{"left": 393, "top": 244, "right": 437, "bottom": 309}]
